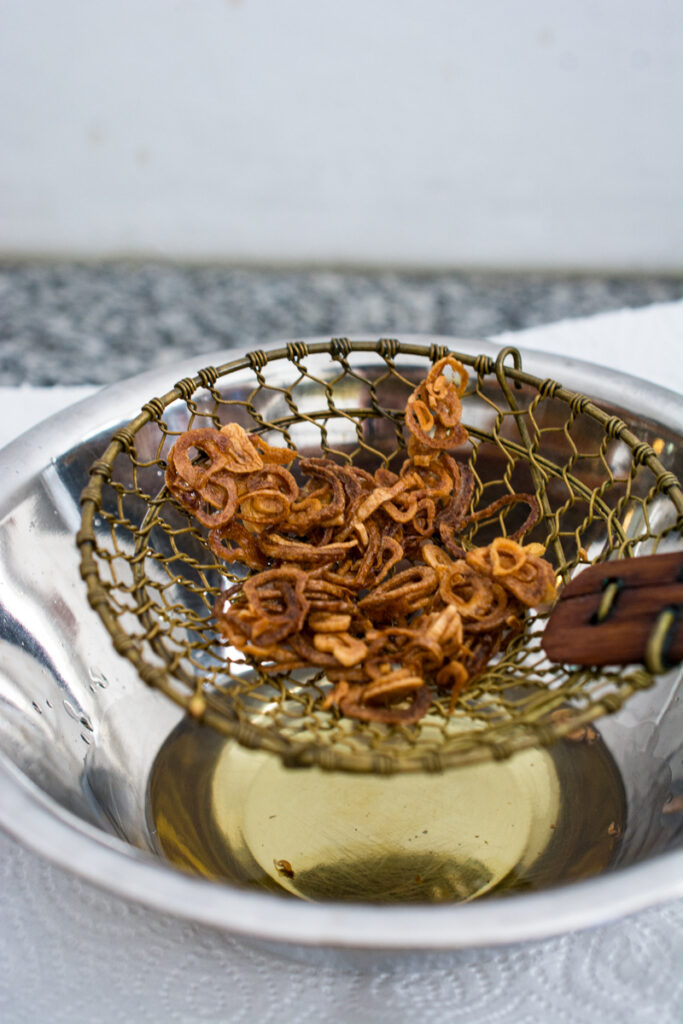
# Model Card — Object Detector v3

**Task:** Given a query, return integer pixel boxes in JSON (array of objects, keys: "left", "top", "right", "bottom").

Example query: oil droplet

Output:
[
  {"left": 63, "top": 700, "right": 94, "bottom": 733},
  {"left": 63, "top": 699, "right": 80, "bottom": 721},
  {"left": 88, "top": 667, "right": 109, "bottom": 689}
]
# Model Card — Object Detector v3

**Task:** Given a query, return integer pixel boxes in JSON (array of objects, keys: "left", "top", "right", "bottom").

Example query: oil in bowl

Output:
[{"left": 148, "top": 719, "right": 625, "bottom": 903}]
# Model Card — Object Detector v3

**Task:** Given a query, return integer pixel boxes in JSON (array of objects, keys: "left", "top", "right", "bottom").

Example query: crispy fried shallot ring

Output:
[{"left": 404, "top": 356, "right": 470, "bottom": 450}]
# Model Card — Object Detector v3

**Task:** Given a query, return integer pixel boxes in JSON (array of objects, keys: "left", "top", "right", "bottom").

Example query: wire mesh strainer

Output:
[{"left": 77, "top": 339, "right": 683, "bottom": 773}]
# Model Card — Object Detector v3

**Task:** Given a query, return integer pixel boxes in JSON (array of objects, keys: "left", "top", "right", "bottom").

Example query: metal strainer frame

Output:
[{"left": 77, "top": 339, "right": 683, "bottom": 773}]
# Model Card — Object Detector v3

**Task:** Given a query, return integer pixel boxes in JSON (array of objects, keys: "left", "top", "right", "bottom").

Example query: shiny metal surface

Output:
[{"left": 0, "top": 336, "right": 681, "bottom": 955}]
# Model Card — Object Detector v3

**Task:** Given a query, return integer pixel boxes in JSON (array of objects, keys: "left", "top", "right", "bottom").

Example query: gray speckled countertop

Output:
[{"left": 0, "top": 262, "right": 680, "bottom": 385}]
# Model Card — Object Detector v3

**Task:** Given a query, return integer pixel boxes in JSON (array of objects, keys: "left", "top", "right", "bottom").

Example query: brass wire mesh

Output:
[{"left": 78, "top": 340, "right": 683, "bottom": 773}]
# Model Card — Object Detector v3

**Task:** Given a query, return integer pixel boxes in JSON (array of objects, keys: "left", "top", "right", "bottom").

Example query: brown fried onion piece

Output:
[{"left": 165, "top": 362, "right": 556, "bottom": 723}]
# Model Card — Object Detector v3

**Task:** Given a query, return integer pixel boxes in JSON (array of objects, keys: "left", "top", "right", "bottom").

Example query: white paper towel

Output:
[{"left": 1, "top": 304, "right": 682, "bottom": 1024}]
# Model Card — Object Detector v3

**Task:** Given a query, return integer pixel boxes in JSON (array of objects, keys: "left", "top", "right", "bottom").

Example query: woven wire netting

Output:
[{"left": 78, "top": 340, "right": 683, "bottom": 773}]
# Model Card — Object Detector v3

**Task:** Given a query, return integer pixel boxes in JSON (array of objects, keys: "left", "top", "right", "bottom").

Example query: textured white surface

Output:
[
  {"left": 0, "top": 826, "right": 681, "bottom": 1024},
  {"left": 0, "top": 305, "right": 682, "bottom": 1022},
  {"left": 1, "top": 1, "right": 682, "bottom": 268},
  {"left": 494, "top": 300, "right": 683, "bottom": 396}
]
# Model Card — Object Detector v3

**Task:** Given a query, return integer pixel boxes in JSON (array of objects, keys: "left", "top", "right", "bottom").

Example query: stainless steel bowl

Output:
[{"left": 0, "top": 336, "right": 681, "bottom": 960}]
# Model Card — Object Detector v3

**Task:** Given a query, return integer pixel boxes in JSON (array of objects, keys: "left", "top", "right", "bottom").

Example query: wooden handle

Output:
[{"left": 542, "top": 551, "right": 683, "bottom": 672}]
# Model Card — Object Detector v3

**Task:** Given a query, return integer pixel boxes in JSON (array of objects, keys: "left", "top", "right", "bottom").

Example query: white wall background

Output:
[{"left": 0, "top": 0, "right": 681, "bottom": 269}]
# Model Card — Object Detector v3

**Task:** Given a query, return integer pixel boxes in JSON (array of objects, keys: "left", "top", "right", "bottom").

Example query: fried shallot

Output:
[{"left": 165, "top": 357, "right": 556, "bottom": 723}]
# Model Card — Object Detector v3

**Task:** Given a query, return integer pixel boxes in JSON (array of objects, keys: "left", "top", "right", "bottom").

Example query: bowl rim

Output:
[{"left": 0, "top": 334, "right": 681, "bottom": 950}]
